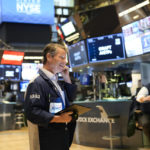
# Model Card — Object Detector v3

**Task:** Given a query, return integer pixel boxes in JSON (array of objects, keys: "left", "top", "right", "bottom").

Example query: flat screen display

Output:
[
  {"left": 122, "top": 20, "right": 144, "bottom": 57},
  {"left": 61, "top": 21, "right": 76, "bottom": 36},
  {"left": 68, "top": 40, "right": 88, "bottom": 68},
  {"left": 80, "top": 74, "right": 91, "bottom": 85},
  {"left": 1, "top": 0, "right": 54, "bottom": 25},
  {"left": 86, "top": 33, "right": 125, "bottom": 63},
  {"left": 21, "top": 63, "right": 43, "bottom": 80},
  {"left": 4, "top": 65, "right": 21, "bottom": 80},
  {"left": 139, "top": 16, "right": 150, "bottom": 54},
  {"left": 57, "top": 17, "right": 80, "bottom": 44},
  {"left": 20, "top": 81, "right": 29, "bottom": 92}
]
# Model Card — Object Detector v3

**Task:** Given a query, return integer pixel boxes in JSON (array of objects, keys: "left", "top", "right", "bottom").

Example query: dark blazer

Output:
[{"left": 25, "top": 69, "right": 77, "bottom": 150}]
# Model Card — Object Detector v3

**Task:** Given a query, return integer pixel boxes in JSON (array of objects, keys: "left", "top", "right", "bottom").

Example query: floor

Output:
[{"left": 0, "top": 127, "right": 149, "bottom": 150}]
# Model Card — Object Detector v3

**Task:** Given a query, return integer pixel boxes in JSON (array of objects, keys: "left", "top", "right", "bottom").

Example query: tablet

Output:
[{"left": 56, "top": 104, "right": 91, "bottom": 116}]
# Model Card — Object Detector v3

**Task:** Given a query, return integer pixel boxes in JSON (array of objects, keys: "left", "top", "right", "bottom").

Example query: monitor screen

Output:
[
  {"left": 139, "top": 16, "right": 150, "bottom": 54},
  {"left": 57, "top": 17, "right": 80, "bottom": 44},
  {"left": 4, "top": 65, "right": 21, "bottom": 80},
  {"left": 21, "top": 63, "right": 43, "bottom": 80},
  {"left": 122, "top": 20, "right": 144, "bottom": 57},
  {"left": 80, "top": 74, "right": 91, "bottom": 85},
  {"left": 68, "top": 40, "right": 88, "bottom": 68},
  {"left": 20, "top": 81, "right": 29, "bottom": 92},
  {"left": 86, "top": 33, "right": 125, "bottom": 63},
  {"left": 61, "top": 21, "right": 76, "bottom": 37},
  {"left": 1, "top": 0, "right": 54, "bottom": 25}
]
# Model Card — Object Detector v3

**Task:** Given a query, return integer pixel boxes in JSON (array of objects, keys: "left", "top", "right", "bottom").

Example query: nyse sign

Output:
[
  {"left": 77, "top": 117, "right": 115, "bottom": 124},
  {"left": 16, "top": 0, "right": 41, "bottom": 15}
]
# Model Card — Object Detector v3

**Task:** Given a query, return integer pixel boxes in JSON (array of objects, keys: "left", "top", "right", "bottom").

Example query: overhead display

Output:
[
  {"left": 1, "top": 0, "right": 54, "bottom": 25},
  {"left": 86, "top": 33, "right": 125, "bottom": 63},
  {"left": 0, "top": 65, "right": 21, "bottom": 80},
  {"left": 139, "top": 16, "right": 150, "bottom": 54},
  {"left": 122, "top": 21, "right": 143, "bottom": 57},
  {"left": 21, "top": 63, "right": 43, "bottom": 80},
  {"left": 20, "top": 80, "right": 29, "bottom": 92},
  {"left": 57, "top": 17, "right": 80, "bottom": 44},
  {"left": 68, "top": 40, "right": 88, "bottom": 68},
  {"left": 122, "top": 16, "right": 150, "bottom": 57}
]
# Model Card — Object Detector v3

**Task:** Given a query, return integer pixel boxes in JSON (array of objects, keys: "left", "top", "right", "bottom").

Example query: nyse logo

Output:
[
  {"left": 77, "top": 105, "right": 115, "bottom": 124},
  {"left": 16, "top": 0, "right": 41, "bottom": 15}
]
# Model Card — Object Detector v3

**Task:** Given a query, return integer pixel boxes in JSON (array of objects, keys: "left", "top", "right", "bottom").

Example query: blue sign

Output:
[{"left": 1, "top": 0, "right": 54, "bottom": 25}]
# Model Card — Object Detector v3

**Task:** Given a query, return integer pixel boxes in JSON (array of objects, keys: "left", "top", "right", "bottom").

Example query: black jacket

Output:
[{"left": 25, "top": 69, "right": 77, "bottom": 150}]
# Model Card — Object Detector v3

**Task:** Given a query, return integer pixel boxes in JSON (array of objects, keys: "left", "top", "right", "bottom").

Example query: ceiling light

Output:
[
  {"left": 24, "top": 56, "right": 43, "bottom": 60},
  {"left": 119, "top": 0, "right": 149, "bottom": 17},
  {"left": 133, "top": 15, "right": 140, "bottom": 20}
]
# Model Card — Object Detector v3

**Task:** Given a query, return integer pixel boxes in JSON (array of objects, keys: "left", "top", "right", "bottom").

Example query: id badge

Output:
[{"left": 49, "top": 102, "right": 62, "bottom": 114}]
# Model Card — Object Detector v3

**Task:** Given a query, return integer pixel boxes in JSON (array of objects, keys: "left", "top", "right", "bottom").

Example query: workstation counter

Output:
[
  {"left": 0, "top": 100, "right": 16, "bottom": 131},
  {"left": 73, "top": 99, "right": 143, "bottom": 149}
]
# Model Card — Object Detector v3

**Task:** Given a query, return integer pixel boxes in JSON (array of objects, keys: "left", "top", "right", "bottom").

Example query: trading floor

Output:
[{"left": 0, "top": 127, "right": 149, "bottom": 150}]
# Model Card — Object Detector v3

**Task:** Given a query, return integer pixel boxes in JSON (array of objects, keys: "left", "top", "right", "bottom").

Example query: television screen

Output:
[
  {"left": 139, "top": 16, "right": 150, "bottom": 54},
  {"left": 20, "top": 81, "right": 29, "bottom": 92},
  {"left": 86, "top": 33, "right": 125, "bottom": 63},
  {"left": 122, "top": 20, "right": 144, "bottom": 57},
  {"left": 80, "top": 74, "right": 91, "bottom": 85},
  {"left": 1, "top": 0, "right": 54, "bottom": 25},
  {"left": 68, "top": 40, "right": 88, "bottom": 68},
  {"left": 61, "top": 21, "right": 76, "bottom": 36},
  {"left": 57, "top": 17, "right": 80, "bottom": 44},
  {"left": 21, "top": 63, "right": 43, "bottom": 80},
  {"left": 4, "top": 65, "right": 21, "bottom": 80}
]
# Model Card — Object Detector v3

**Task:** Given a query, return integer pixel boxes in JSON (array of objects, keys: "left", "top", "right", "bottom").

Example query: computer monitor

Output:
[
  {"left": 122, "top": 16, "right": 150, "bottom": 57},
  {"left": 21, "top": 63, "right": 43, "bottom": 80},
  {"left": 86, "top": 33, "right": 125, "bottom": 63},
  {"left": 4, "top": 65, "right": 21, "bottom": 81},
  {"left": 68, "top": 40, "right": 88, "bottom": 68},
  {"left": 20, "top": 81, "right": 29, "bottom": 92}
]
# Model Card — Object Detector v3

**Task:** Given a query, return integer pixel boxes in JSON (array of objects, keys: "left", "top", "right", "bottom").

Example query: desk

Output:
[
  {"left": 0, "top": 100, "right": 16, "bottom": 131},
  {"left": 73, "top": 99, "right": 143, "bottom": 149}
]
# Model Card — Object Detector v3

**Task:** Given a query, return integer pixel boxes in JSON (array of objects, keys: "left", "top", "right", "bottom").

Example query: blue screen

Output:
[
  {"left": 0, "top": 65, "right": 21, "bottom": 80},
  {"left": 1, "top": 0, "right": 54, "bottom": 25},
  {"left": 80, "top": 74, "right": 91, "bottom": 85},
  {"left": 86, "top": 33, "right": 125, "bottom": 63},
  {"left": 20, "top": 81, "right": 29, "bottom": 92}
]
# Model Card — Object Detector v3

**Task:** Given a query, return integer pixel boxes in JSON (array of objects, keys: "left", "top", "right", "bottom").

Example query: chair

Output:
[{"left": 96, "top": 105, "right": 120, "bottom": 150}]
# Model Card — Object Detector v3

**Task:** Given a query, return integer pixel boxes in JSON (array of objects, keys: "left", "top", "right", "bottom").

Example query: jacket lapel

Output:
[{"left": 39, "top": 69, "right": 61, "bottom": 97}]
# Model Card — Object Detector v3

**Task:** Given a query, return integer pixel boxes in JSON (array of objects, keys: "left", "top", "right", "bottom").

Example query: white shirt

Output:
[
  {"left": 136, "top": 87, "right": 149, "bottom": 102},
  {"left": 41, "top": 68, "right": 65, "bottom": 106}
]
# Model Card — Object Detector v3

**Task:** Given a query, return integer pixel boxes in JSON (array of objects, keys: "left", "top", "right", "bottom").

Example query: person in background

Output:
[
  {"left": 24, "top": 43, "right": 77, "bottom": 150},
  {"left": 136, "top": 83, "right": 150, "bottom": 142}
]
